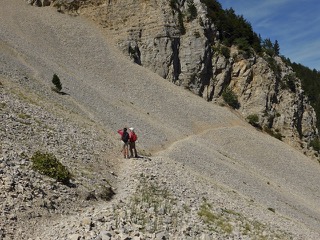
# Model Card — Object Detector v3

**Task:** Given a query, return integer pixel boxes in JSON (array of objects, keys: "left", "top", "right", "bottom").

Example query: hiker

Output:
[
  {"left": 118, "top": 127, "right": 129, "bottom": 158},
  {"left": 129, "top": 127, "right": 138, "bottom": 158}
]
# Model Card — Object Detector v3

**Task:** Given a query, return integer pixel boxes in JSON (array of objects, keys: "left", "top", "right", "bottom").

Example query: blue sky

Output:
[{"left": 219, "top": 0, "right": 320, "bottom": 71}]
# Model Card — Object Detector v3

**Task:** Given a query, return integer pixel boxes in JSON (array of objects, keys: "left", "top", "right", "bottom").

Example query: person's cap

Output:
[{"left": 129, "top": 127, "right": 134, "bottom": 131}]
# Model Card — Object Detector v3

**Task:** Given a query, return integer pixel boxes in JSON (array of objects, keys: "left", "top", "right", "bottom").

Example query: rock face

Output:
[
  {"left": 211, "top": 51, "right": 318, "bottom": 150},
  {"left": 27, "top": 0, "right": 318, "bottom": 152}
]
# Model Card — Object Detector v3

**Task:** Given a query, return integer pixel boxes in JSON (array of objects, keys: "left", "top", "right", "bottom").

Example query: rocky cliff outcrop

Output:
[
  {"left": 209, "top": 50, "right": 318, "bottom": 151},
  {"left": 27, "top": 0, "right": 318, "bottom": 154}
]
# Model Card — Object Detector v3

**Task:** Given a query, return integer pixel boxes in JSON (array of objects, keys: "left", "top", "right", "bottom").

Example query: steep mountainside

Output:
[
  {"left": 41, "top": 0, "right": 319, "bottom": 156},
  {"left": 1, "top": 0, "right": 320, "bottom": 239}
]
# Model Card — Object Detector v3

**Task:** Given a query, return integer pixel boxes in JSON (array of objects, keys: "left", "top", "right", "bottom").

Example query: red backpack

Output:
[{"left": 130, "top": 132, "right": 137, "bottom": 142}]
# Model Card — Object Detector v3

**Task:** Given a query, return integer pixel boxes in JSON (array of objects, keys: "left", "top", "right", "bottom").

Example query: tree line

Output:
[{"left": 201, "top": 0, "right": 320, "bottom": 136}]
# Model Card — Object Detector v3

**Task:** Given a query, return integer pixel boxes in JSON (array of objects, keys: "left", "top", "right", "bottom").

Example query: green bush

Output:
[
  {"left": 169, "top": 0, "right": 178, "bottom": 9},
  {"left": 178, "top": 11, "right": 186, "bottom": 34},
  {"left": 247, "top": 114, "right": 258, "bottom": 124},
  {"left": 246, "top": 114, "right": 260, "bottom": 128},
  {"left": 212, "top": 44, "right": 230, "bottom": 59},
  {"left": 220, "top": 46, "right": 231, "bottom": 59},
  {"left": 187, "top": 0, "right": 197, "bottom": 22},
  {"left": 233, "top": 37, "right": 251, "bottom": 54},
  {"left": 31, "top": 151, "right": 71, "bottom": 184},
  {"left": 265, "top": 56, "right": 281, "bottom": 78},
  {"left": 98, "top": 185, "right": 115, "bottom": 201},
  {"left": 309, "top": 138, "right": 320, "bottom": 152},
  {"left": 222, "top": 87, "right": 240, "bottom": 109},
  {"left": 263, "top": 127, "right": 282, "bottom": 141},
  {"left": 52, "top": 74, "right": 62, "bottom": 92},
  {"left": 281, "top": 74, "right": 296, "bottom": 92}
]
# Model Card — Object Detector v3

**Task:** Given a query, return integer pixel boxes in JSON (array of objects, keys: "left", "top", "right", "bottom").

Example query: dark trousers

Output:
[{"left": 129, "top": 141, "right": 138, "bottom": 157}]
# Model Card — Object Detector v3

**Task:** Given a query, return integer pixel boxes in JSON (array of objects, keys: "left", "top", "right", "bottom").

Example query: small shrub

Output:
[
  {"left": 169, "top": 0, "right": 178, "bottom": 9},
  {"left": 234, "top": 37, "right": 251, "bottom": 54},
  {"left": 178, "top": 12, "right": 186, "bottom": 35},
  {"left": 222, "top": 87, "right": 240, "bottom": 109},
  {"left": 31, "top": 151, "right": 71, "bottom": 184},
  {"left": 0, "top": 102, "right": 6, "bottom": 109},
  {"left": 246, "top": 114, "right": 258, "bottom": 125},
  {"left": 198, "top": 202, "right": 217, "bottom": 223},
  {"left": 139, "top": 149, "right": 152, "bottom": 157},
  {"left": 281, "top": 74, "right": 296, "bottom": 92},
  {"left": 212, "top": 45, "right": 230, "bottom": 59},
  {"left": 309, "top": 138, "right": 320, "bottom": 152},
  {"left": 98, "top": 185, "right": 115, "bottom": 201},
  {"left": 267, "top": 207, "right": 275, "bottom": 213},
  {"left": 220, "top": 46, "right": 230, "bottom": 59},
  {"left": 263, "top": 126, "right": 282, "bottom": 140},
  {"left": 18, "top": 113, "right": 31, "bottom": 119},
  {"left": 52, "top": 74, "right": 62, "bottom": 93},
  {"left": 265, "top": 56, "right": 281, "bottom": 77},
  {"left": 246, "top": 114, "right": 261, "bottom": 128},
  {"left": 187, "top": 0, "right": 197, "bottom": 22}
]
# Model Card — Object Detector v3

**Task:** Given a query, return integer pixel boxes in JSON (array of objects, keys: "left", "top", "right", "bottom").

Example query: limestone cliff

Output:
[{"left": 27, "top": 0, "right": 318, "bottom": 154}]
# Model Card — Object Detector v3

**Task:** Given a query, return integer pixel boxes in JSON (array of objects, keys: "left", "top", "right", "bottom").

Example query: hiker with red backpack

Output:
[{"left": 129, "top": 127, "right": 138, "bottom": 158}]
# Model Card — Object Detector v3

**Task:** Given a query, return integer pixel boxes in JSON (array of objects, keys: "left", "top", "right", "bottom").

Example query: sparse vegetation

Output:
[
  {"left": 233, "top": 37, "right": 252, "bottom": 55},
  {"left": 281, "top": 73, "right": 296, "bottom": 92},
  {"left": 262, "top": 38, "right": 280, "bottom": 57},
  {"left": 220, "top": 46, "right": 231, "bottom": 59},
  {"left": 31, "top": 151, "right": 72, "bottom": 184},
  {"left": 200, "top": 0, "right": 320, "bottom": 140},
  {"left": 213, "top": 44, "right": 230, "bottom": 59},
  {"left": 139, "top": 149, "right": 152, "bottom": 157},
  {"left": 309, "top": 137, "right": 320, "bottom": 152},
  {"left": 98, "top": 185, "right": 115, "bottom": 201},
  {"left": 222, "top": 87, "right": 240, "bottom": 109},
  {"left": 0, "top": 102, "right": 6, "bottom": 109},
  {"left": 198, "top": 199, "right": 290, "bottom": 238},
  {"left": 265, "top": 56, "right": 281, "bottom": 78},
  {"left": 169, "top": 0, "right": 178, "bottom": 9},
  {"left": 268, "top": 207, "right": 276, "bottom": 213},
  {"left": 200, "top": 0, "right": 261, "bottom": 54},
  {"left": 198, "top": 202, "right": 233, "bottom": 234},
  {"left": 122, "top": 174, "right": 177, "bottom": 232},
  {"left": 246, "top": 114, "right": 259, "bottom": 127},
  {"left": 178, "top": 11, "right": 186, "bottom": 34},
  {"left": 264, "top": 126, "right": 283, "bottom": 140},
  {"left": 186, "top": 0, "right": 197, "bottom": 22},
  {"left": 169, "top": 0, "right": 186, "bottom": 34},
  {"left": 51, "top": 73, "right": 62, "bottom": 93},
  {"left": 290, "top": 62, "right": 320, "bottom": 131},
  {"left": 18, "top": 113, "right": 31, "bottom": 119}
]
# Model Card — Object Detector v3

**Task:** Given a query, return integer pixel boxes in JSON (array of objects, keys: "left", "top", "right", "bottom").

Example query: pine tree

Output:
[
  {"left": 273, "top": 40, "right": 280, "bottom": 56},
  {"left": 52, "top": 74, "right": 62, "bottom": 92}
]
